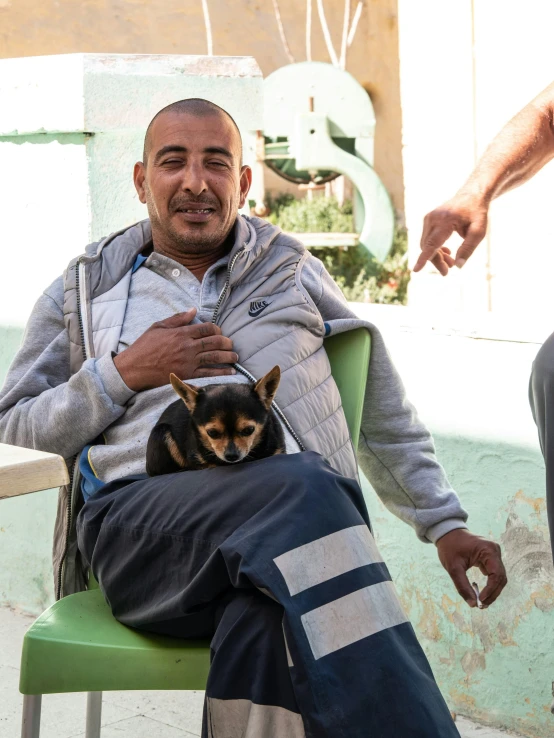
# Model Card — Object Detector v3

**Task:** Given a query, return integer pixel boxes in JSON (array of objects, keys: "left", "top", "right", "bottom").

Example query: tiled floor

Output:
[{"left": 0, "top": 606, "right": 524, "bottom": 738}]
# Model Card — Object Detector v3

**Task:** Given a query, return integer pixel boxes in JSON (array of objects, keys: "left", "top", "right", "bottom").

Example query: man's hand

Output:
[
  {"left": 436, "top": 528, "right": 507, "bottom": 608},
  {"left": 413, "top": 194, "right": 489, "bottom": 276},
  {"left": 113, "top": 308, "right": 238, "bottom": 391}
]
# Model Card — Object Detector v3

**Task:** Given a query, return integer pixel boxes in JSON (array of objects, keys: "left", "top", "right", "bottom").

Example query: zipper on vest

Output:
[
  {"left": 77, "top": 260, "right": 93, "bottom": 359},
  {"left": 211, "top": 242, "right": 306, "bottom": 452},
  {"left": 57, "top": 260, "right": 88, "bottom": 598},
  {"left": 55, "top": 456, "right": 79, "bottom": 600},
  {"left": 211, "top": 231, "right": 280, "bottom": 323},
  {"left": 74, "top": 260, "right": 88, "bottom": 363},
  {"left": 211, "top": 247, "right": 245, "bottom": 324}
]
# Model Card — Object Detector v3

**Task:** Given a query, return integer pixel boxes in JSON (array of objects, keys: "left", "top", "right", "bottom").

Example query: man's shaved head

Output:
[
  {"left": 143, "top": 98, "right": 242, "bottom": 164},
  {"left": 134, "top": 96, "right": 252, "bottom": 262}
]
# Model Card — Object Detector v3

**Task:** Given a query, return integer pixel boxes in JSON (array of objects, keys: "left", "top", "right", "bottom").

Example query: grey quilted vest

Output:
[{"left": 54, "top": 216, "right": 358, "bottom": 597}]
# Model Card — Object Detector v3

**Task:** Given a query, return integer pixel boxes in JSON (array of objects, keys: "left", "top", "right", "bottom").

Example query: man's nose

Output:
[{"left": 181, "top": 162, "right": 208, "bottom": 197}]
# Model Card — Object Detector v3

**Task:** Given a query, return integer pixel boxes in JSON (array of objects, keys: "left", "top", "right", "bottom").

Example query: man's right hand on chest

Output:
[{"left": 113, "top": 308, "right": 238, "bottom": 391}]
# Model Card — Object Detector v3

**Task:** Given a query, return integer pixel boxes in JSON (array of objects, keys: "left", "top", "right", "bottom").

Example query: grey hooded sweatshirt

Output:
[{"left": 0, "top": 216, "right": 467, "bottom": 597}]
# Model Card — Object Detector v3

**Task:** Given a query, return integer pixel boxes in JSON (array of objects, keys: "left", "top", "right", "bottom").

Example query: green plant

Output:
[
  {"left": 265, "top": 193, "right": 354, "bottom": 233},
  {"left": 259, "top": 194, "right": 410, "bottom": 305}
]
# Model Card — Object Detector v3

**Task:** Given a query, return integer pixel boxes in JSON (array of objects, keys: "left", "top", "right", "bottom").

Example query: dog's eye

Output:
[
  {"left": 240, "top": 426, "right": 255, "bottom": 437},
  {"left": 207, "top": 429, "right": 222, "bottom": 439}
]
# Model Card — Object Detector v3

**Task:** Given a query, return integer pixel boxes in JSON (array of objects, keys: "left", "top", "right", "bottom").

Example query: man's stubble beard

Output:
[
  {"left": 155, "top": 213, "right": 229, "bottom": 255},
  {"left": 145, "top": 187, "right": 235, "bottom": 256}
]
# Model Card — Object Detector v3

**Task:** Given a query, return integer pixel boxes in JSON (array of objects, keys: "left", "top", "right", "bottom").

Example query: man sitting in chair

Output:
[{"left": 0, "top": 99, "right": 506, "bottom": 737}]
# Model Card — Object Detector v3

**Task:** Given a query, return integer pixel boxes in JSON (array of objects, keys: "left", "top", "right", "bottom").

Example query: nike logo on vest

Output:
[{"left": 249, "top": 299, "right": 271, "bottom": 317}]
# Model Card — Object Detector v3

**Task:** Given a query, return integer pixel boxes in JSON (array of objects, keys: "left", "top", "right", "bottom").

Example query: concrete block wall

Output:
[{"left": 398, "top": 0, "right": 554, "bottom": 319}]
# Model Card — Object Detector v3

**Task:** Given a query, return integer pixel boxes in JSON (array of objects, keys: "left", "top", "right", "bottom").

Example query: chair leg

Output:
[
  {"left": 85, "top": 691, "right": 103, "bottom": 738},
  {"left": 21, "top": 694, "right": 42, "bottom": 738}
]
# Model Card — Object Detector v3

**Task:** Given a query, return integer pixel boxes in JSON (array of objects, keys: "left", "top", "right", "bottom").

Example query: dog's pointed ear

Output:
[
  {"left": 170, "top": 373, "right": 199, "bottom": 413},
  {"left": 254, "top": 366, "right": 281, "bottom": 410}
]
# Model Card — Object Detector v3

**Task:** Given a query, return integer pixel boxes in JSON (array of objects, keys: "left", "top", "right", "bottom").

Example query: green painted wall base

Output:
[{"left": 0, "top": 327, "right": 57, "bottom": 614}]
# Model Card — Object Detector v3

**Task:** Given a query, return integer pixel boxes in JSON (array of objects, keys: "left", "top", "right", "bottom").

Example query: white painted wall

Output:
[
  {"left": 0, "top": 136, "right": 90, "bottom": 327},
  {"left": 399, "top": 1, "right": 554, "bottom": 322}
]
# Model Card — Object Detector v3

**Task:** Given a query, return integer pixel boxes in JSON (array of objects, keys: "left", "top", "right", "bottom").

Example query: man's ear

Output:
[
  {"left": 254, "top": 366, "right": 281, "bottom": 410},
  {"left": 238, "top": 165, "right": 253, "bottom": 209},
  {"left": 170, "top": 373, "right": 199, "bottom": 413},
  {"left": 134, "top": 161, "right": 147, "bottom": 204}
]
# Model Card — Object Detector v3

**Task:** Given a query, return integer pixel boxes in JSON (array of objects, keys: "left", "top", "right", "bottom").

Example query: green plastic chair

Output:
[{"left": 19, "top": 327, "right": 371, "bottom": 738}]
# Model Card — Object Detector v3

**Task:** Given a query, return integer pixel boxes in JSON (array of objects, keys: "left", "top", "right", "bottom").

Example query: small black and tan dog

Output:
[{"left": 146, "top": 366, "right": 285, "bottom": 476}]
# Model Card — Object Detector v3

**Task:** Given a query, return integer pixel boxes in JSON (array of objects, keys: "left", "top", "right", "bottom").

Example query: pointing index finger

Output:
[{"left": 414, "top": 214, "right": 457, "bottom": 272}]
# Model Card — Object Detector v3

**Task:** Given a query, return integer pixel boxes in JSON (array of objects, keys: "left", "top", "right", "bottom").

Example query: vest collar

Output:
[{"left": 81, "top": 215, "right": 288, "bottom": 301}]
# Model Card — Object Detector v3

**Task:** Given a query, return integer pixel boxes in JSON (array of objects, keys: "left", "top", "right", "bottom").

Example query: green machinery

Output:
[{"left": 255, "top": 62, "right": 394, "bottom": 261}]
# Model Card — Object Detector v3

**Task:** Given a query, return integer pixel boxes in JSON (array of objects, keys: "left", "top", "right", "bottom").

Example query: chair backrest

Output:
[{"left": 324, "top": 327, "right": 371, "bottom": 449}]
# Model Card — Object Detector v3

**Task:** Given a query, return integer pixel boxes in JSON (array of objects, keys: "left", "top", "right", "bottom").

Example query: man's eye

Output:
[
  {"left": 240, "top": 426, "right": 255, "bottom": 437},
  {"left": 207, "top": 429, "right": 222, "bottom": 439},
  {"left": 209, "top": 160, "right": 227, "bottom": 168}
]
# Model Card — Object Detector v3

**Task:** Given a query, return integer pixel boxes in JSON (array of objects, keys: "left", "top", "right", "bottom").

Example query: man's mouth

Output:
[
  {"left": 179, "top": 208, "right": 214, "bottom": 214},
  {"left": 175, "top": 206, "right": 216, "bottom": 223}
]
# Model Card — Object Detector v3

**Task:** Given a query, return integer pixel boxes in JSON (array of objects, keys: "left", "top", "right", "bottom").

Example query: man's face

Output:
[{"left": 134, "top": 111, "right": 252, "bottom": 254}]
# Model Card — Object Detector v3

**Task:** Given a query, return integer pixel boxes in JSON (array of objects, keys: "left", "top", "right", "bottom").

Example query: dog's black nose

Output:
[{"left": 224, "top": 450, "right": 241, "bottom": 463}]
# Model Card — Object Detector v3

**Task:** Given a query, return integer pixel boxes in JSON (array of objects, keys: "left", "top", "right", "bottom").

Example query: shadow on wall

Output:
[{"left": 363, "top": 432, "right": 554, "bottom": 738}]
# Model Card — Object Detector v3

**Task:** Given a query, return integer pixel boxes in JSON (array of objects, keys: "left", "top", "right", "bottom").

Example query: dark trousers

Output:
[
  {"left": 77, "top": 451, "right": 459, "bottom": 738},
  {"left": 529, "top": 331, "right": 554, "bottom": 556}
]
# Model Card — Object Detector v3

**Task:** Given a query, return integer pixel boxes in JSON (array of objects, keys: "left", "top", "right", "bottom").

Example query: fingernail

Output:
[
  {"left": 456, "top": 258, "right": 466, "bottom": 268},
  {"left": 231, "top": 368, "right": 236, "bottom": 374}
]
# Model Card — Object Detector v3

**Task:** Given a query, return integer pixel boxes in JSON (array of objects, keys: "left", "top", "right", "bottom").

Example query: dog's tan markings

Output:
[
  {"left": 236, "top": 415, "right": 261, "bottom": 433},
  {"left": 170, "top": 373, "right": 199, "bottom": 413},
  {"left": 254, "top": 366, "right": 281, "bottom": 409},
  {"left": 197, "top": 419, "right": 229, "bottom": 461},
  {"left": 204, "top": 419, "right": 225, "bottom": 434},
  {"left": 163, "top": 430, "right": 187, "bottom": 468},
  {"left": 232, "top": 415, "right": 264, "bottom": 457},
  {"left": 192, "top": 451, "right": 217, "bottom": 469}
]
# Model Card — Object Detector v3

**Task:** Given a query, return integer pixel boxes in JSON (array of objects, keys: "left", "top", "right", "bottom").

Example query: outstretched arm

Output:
[{"left": 415, "top": 81, "right": 554, "bottom": 275}]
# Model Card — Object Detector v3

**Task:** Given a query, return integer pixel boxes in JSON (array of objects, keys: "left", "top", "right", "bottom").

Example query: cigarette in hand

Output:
[{"left": 471, "top": 582, "right": 484, "bottom": 609}]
